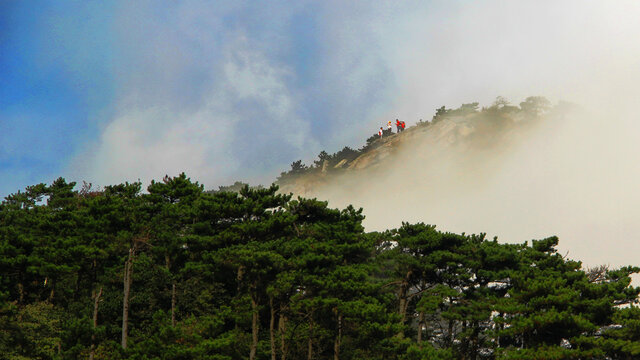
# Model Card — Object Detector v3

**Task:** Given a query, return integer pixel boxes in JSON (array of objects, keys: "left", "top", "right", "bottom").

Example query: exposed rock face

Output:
[
  {"left": 278, "top": 115, "right": 482, "bottom": 196},
  {"left": 345, "top": 117, "right": 477, "bottom": 171},
  {"left": 321, "top": 160, "right": 329, "bottom": 173},
  {"left": 333, "top": 159, "right": 349, "bottom": 169},
  {"left": 276, "top": 105, "right": 540, "bottom": 199}
]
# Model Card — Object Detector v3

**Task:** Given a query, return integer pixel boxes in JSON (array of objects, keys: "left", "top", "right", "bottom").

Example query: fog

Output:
[
  {"left": 37, "top": 1, "right": 640, "bottom": 268},
  {"left": 269, "top": 1, "right": 640, "bottom": 269},
  {"left": 301, "top": 101, "right": 640, "bottom": 269}
]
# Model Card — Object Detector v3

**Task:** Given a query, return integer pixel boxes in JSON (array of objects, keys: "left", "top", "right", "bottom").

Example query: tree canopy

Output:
[{"left": 1, "top": 174, "right": 639, "bottom": 359}]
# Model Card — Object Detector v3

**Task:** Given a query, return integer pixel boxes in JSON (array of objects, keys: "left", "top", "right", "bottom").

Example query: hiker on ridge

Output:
[
  {"left": 379, "top": 127, "right": 383, "bottom": 138},
  {"left": 388, "top": 120, "right": 393, "bottom": 132},
  {"left": 396, "top": 119, "right": 406, "bottom": 133}
]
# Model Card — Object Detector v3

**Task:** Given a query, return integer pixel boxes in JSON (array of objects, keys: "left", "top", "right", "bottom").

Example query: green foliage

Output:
[
  {"left": 278, "top": 146, "right": 363, "bottom": 183},
  {"left": 313, "top": 150, "right": 331, "bottom": 168},
  {"left": 1, "top": 175, "right": 639, "bottom": 359},
  {"left": 210, "top": 181, "right": 250, "bottom": 193},
  {"left": 432, "top": 105, "right": 450, "bottom": 122},
  {"left": 360, "top": 132, "right": 383, "bottom": 152},
  {"left": 519, "top": 96, "right": 551, "bottom": 118},
  {"left": 2, "top": 302, "right": 64, "bottom": 359}
]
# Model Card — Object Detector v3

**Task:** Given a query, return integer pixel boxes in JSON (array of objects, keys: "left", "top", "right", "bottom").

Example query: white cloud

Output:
[
  {"left": 78, "top": 44, "right": 311, "bottom": 187},
  {"left": 223, "top": 46, "right": 308, "bottom": 149},
  {"left": 318, "top": 1, "right": 640, "bottom": 120},
  {"left": 69, "top": 1, "right": 640, "bottom": 270},
  {"left": 71, "top": 1, "right": 315, "bottom": 188},
  {"left": 306, "top": 0, "right": 640, "bottom": 268}
]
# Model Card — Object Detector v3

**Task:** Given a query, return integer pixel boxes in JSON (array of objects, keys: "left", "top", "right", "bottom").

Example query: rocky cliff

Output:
[{"left": 277, "top": 106, "right": 530, "bottom": 198}]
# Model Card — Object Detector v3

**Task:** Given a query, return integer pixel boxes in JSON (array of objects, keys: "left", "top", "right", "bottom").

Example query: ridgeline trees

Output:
[
  {"left": 277, "top": 97, "right": 557, "bottom": 185},
  {"left": 1, "top": 174, "right": 640, "bottom": 359}
]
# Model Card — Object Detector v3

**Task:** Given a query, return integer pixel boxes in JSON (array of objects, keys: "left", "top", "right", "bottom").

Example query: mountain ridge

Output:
[{"left": 275, "top": 96, "right": 563, "bottom": 199}]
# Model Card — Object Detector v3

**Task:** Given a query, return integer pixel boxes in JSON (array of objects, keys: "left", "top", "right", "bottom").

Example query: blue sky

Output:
[
  {"left": 1, "top": 1, "right": 115, "bottom": 195},
  {"left": 2, "top": 1, "right": 640, "bottom": 198},
  {"left": 0, "top": 1, "right": 394, "bottom": 196}
]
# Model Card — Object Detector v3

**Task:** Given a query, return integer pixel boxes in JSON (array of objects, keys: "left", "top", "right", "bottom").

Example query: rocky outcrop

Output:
[{"left": 275, "top": 108, "right": 530, "bottom": 198}]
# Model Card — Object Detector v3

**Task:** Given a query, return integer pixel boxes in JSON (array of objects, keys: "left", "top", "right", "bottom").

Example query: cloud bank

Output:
[
  {"left": 55, "top": 1, "right": 640, "bottom": 266},
  {"left": 309, "top": 104, "right": 640, "bottom": 269},
  {"left": 67, "top": 1, "right": 640, "bottom": 187}
]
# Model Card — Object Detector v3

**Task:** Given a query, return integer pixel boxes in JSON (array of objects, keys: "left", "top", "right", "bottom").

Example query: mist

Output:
[
  {"left": 19, "top": 2, "right": 639, "bottom": 267},
  {"left": 300, "top": 98, "right": 640, "bottom": 269},
  {"left": 268, "top": 1, "right": 640, "bottom": 269},
  {"left": 51, "top": 2, "right": 638, "bottom": 199}
]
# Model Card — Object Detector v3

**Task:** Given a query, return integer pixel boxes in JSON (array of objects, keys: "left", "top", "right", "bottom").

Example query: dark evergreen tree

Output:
[{"left": 0, "top": 175, "right": 639, "bottom": 359}]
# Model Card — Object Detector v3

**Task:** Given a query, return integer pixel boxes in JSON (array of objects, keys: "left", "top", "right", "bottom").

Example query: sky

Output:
[
  {"left": 2, "top": 2, "right": 640, "bottom": 224},
  {"left": 2, "top": 0, "right": 392, "bottom": 195}
]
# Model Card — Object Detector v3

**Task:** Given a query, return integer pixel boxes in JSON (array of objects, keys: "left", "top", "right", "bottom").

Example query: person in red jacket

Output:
[
  {"left": 395, "top": 119, "right": 402, "bottom": 132},
  {"left": 378, "top": 127, "right": 383, "bottom": 138}
]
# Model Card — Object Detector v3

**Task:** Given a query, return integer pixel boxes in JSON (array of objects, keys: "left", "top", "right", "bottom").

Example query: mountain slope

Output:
[{"left": 277, "top": 98, "right": 559, "bottom": 199}]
